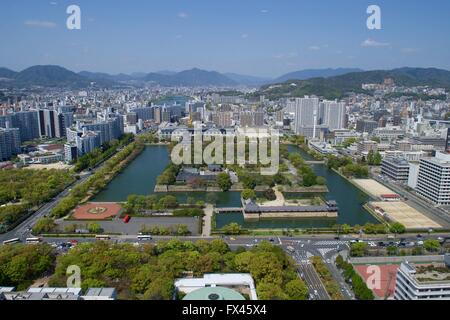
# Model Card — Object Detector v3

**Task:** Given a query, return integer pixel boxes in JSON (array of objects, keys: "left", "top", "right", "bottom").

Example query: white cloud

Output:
[
  {"left": 308, "top": 45, "right": 321, "bottom": 51},
  {"left": 361, "top": 38, "right": 390, "bottom": 47},
  {"left": 177, "top": 12, "right": 189, "bottom": 19},
  {"left": 261, "top": 9, "right": 269, "bottom": 14},
  {"left": 49, "top": 1, "right": 57, "bottom": 5},
  {"left": 24, "top": 20, "right": 57, "bottom": 28},
  {"left": 241, "top": 33, "right": 249, "bottom": 39}
]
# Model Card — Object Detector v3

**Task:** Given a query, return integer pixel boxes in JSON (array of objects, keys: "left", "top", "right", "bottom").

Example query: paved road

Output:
[
  {"left": 0, "top": 135, "right": 140, "bottom": 243},
  {"left": 281, "top": 239, "right": 354, "bottom": 300},
  {"left": 297, "top": 260, "right": 329, "bottom": 300},
  {"left": 0, "top": 172, "right": 92, "bottom": 243}
]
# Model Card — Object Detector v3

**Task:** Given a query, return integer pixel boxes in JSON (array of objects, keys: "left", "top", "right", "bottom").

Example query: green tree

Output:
[
  {"left": 143, "top": 277, "right": 174, "bottom": 300},
  {"left": 158, "top": 195, "right": 178, "bottom": 209},
  {"left": 423, "top": 239, "right": 441, "bottom": 252},
  {"left": 389, "top": 222, "right": 406, "bottom": 234},
  {"left": 87, "top": 223, "right": 102, "bottom": 234},
  {"left": 241, "top": 189, "right": 256, "bottom": 200},
  {"left": 0, "top": 244, "right": 55, "bottom": 290},
  {"left": 216, "top": 172, "right": 232, "bottom": 191},
  {"left": 350, "top": 242, "right": 368, "bottom": 257},
  {"left": 256, "top": 282, "right": 289, "bottom": 300},
  {"left": 222, "top": 223, "right": 243, "bottom": 235},
  {"left": 32, "top": 217, "right": 56, "bottom": 235},
  {"left": 285, "top": 279, "right": 308, "bottom": 300}
]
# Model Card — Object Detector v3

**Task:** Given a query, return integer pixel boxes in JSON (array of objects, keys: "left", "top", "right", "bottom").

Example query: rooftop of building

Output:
[
  {"left": 383, "top": 158, "right": 410, "bottom": 166},
  {"left": 402, "top": 262, "right": 450, "bottom": 285},
  {"left": 183, "top": 287, "right": 245, "bottom": 301}
]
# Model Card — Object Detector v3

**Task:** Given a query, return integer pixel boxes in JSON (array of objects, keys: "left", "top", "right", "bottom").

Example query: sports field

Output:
[
  {"left": 370, "top": 201, "right": 442, "bottom": 230},
  {"left": 352, "top": 179, "right": 396, "bottom": 198},
  {"left": 354, "top": 264, "right": 399, "bottom": 299}
]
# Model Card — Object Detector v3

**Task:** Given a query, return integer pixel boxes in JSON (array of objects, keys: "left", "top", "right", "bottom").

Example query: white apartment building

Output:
[
  {"left": 394, "top": 261, "right": 450, "bottom": 300},
  {"left": 321, "top": 100, "right": 346, "bottom": 131},
  {"left": 381, "top": 158, "right": 410, "bottom": 182},
  {"left": 416, "top": 152, "right": 450, "bottom": 205},
  {"left": 293, "top": 97, "right": 319, "bottom": 136}
]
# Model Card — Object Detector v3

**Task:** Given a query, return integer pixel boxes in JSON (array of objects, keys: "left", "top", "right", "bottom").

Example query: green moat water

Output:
[{"left": 93, "top": 145, "right": 377, "bottom": 229}]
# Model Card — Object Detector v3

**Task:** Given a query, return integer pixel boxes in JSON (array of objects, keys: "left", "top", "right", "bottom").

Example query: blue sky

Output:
[{"left": 0, "top": 0, "right": 449, "bottom": 77}]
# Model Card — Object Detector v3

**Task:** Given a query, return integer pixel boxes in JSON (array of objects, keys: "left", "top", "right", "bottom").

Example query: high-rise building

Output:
[
  {"left": 126, "top": 113, "right": 138, "bottom": 125},
  {"left": 293, "top": 97, "right": 319, "bottom": 136},
  {"left": 253, "top": 112, "right": 264, "bottom": 127},
  {"left": 75, "top": 131, "right": 101, "bottom": 156},
  {"left": 13, "top": 111, "right": 40, "bottom": 142},
  {"left": 446, "top": 128, "right": 450, "bottom": 153},
  {"left": 153, "top": 107, "right": 162, "bottom": 124},
  {"left": 64, "top": 144, "right": 78, "bottom": 163},
  {"left": 0, "top": 127, "right": 21, "bottom": 161},
  {"left": 321, "top": 100, "right": 346, "bottom": 131},
  {"left": 38, "top": 109, "right": 58, "bottom": 138},
  {"left": 416, "top": 152, "right": 450, "bottom": 205},
  {"left": 132, "top": 107, "right": 153, "bottom": 121},
  {"left": 213, "top": 112, "right": 232, "bottom": 128},
  {"left": 239, "top": 112, "right": 253, "bottom": 127},
  {"left": 162, "top": 109, "right": 171, "bottom": 123},
  {"left": 82, "top": 115, "right": 124, "bottom": 145},
  {"left": 37, "top": 109, "right": 73, "bottom": 139},
  {"left": 1, "top": 111, "right": 40, "bottom": 142},
  {"left": 356, "top": 119, "right": 378, "bottom": 134}
]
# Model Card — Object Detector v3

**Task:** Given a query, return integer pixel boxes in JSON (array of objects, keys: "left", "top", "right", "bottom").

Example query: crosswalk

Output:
[
  {"left": 314, "top": 240, "right": 345, "bottom": 246},
  {"left": 317, "top": 248, "right": 334, "bottom": 257}
]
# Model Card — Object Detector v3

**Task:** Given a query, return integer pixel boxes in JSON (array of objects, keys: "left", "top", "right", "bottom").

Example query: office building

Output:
[
  {"left": 64, "top": 144, "right": 78, "bottom": 163},
  {"left": 446, "top": 128, "right": 450, "bottom": 153},
  {"left": 239, "top": 111, "right": 253, "bottom": 127},
  {"left": 253, "top": 111, "right": 264, "bottom": 126},
  {"left": 416, "top": 152, "right": 450, "bottom": 205},
  {"left": 357, "top": 140, "right": 378, "bottom": 153},
  {"left": 213, "top": 112, "right": 232, "bottom": 128},
  {"left": 0, "top": 111, "right": 40, "bottom": 142},
  {"left": 0, "top": 127, "right": 21, "bottom": 161},
  {"left": 394, "top": 261, "right": 450, "bottom": 300},
  {"left": 321, "top": 100, "right": 346, "bottom": 131},
  {"left": 381, "top": 158, "right": 410, "bottom": 182},
  {"left": 356, "top": 119, "right": 378, "bottom": 134},
  {"left": 293, "top": 97, "right": 319, "bottom": 136},
  {"left": 75, "top": 131, "right": 101, "bottom": 155},
  {"left": 37, "top": 108, "right": 73, "bottom": 139}
]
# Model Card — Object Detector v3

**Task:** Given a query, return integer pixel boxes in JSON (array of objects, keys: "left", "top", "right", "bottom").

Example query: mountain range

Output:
[
  {"left": 0, "top": 66, "right": 365, "bottom": 88},
  {"left": 1, "top": 65, "right": 450, "bottom": 93},
  {"left": 257, "top": 67, "right": 450, "bottom": 100},
  {"left": 273, "top": 68, "right": 364, "bottom": 83}
]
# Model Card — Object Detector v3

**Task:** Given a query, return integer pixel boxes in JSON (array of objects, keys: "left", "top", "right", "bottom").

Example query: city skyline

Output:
[{"left": 1, "top": 0, "right": 450, "bottom": 77}]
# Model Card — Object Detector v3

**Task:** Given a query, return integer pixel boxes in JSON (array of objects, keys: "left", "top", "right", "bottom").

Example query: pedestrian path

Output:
[{"left": 202, "top": 204, "right": 213, "bottom": 237}]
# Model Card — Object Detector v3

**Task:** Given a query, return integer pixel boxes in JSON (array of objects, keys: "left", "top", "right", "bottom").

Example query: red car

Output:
[{"left": 123, "top": 215, "right": 131, "bottom": 223}]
